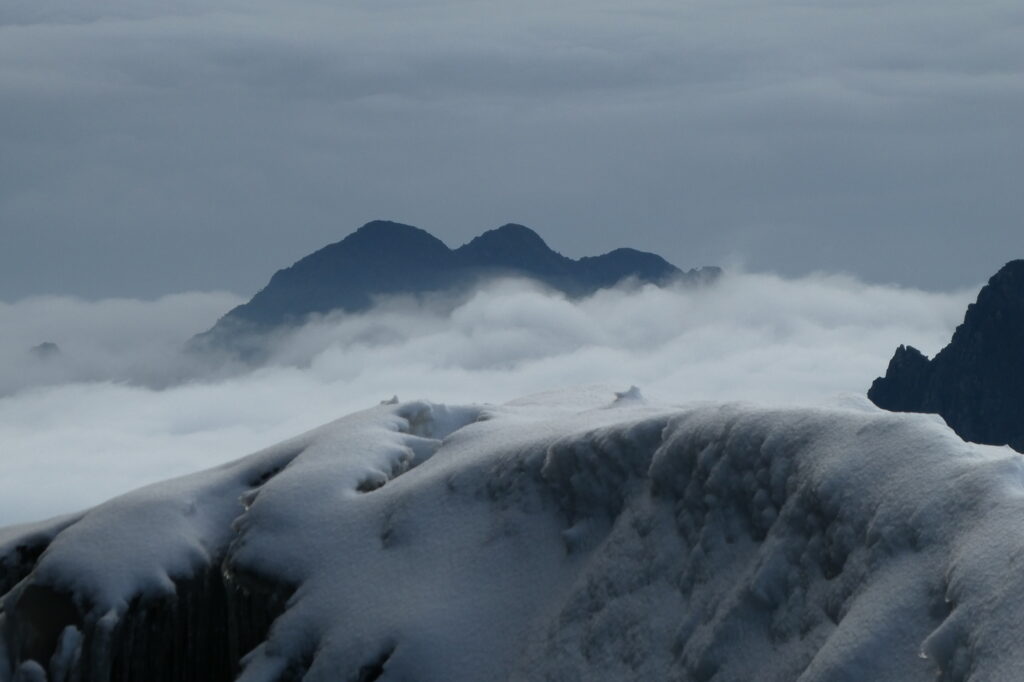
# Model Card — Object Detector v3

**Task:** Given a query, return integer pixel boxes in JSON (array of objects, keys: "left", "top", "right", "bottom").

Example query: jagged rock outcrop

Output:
[
  {"left": 190, "top": 221, "right": 720, "bottom": 357},
  {"left": 869, "top": 260, "right": 1024, "bottom": 452}
]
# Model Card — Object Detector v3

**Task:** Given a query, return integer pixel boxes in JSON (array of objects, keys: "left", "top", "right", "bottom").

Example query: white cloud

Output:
[{"left": 0, "top": 273, "right": 974, "bottom": 524}]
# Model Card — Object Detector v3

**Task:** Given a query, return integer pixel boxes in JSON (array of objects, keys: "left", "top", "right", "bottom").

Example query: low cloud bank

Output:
[
  {"left": 0, "top": 291, "right": 242, "bottom": 395},
  {"left": 0, "top": 272, "right": 974, "bottom": 523}
]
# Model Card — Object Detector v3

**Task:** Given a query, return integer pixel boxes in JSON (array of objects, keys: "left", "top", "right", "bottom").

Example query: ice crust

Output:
[{"left": 2, "top": 389, "right": 1024, "bottom": 681}]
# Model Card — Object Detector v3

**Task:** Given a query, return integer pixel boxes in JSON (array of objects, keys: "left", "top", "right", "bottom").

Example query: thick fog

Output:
[{"left": 0, "top": 273, "right": 973, "bottom": 524}]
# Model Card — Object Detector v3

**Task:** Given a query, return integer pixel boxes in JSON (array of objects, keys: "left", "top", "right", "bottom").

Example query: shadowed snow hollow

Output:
[{"left": 2, "top": 388, "right": 1023, "bottom": 681}]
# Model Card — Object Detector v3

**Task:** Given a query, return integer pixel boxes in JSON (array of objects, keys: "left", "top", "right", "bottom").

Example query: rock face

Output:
[
  {"left": 868, "top": 260, "right": 1024, "bottom": 452},
  {"left": 191, "top": 221, "right": 720, "bottom": 356}
]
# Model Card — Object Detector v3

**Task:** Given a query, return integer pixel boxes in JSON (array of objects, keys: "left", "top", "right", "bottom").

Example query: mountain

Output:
[
  {"left": 868, "top": 260, "right": 1024, "bottom": 452},
  {"left": 191, "top": 221, "right": 720, "bottom": 356},
  {"left": 28, "top": 342, "right": 60, "bottom": 360},
  {"left": 3, "top": 389, "right": 1024, "bottom": 681}
]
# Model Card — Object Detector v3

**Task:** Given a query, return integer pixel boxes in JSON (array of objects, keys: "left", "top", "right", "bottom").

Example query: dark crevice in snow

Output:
[
  {"left": 353, "top": 644, "right": 395, "bottom": 682},
  {"left": 241, "top": 461, "right": 298, "bottom": 511},
  {"left": 355, "top": 458, "right": 411, "bottom": 494},
  {"left": 357, "top": 476, "right": 387, "bottom": 493},
  {"left": 0, "top": 541, "right": 50, "bottom": 596},
  {"left": 248, "top": 464, "right": 287, "bottom": 489},
  {"left": 379, "top": 507, "right": 398, "bottom": 548}
]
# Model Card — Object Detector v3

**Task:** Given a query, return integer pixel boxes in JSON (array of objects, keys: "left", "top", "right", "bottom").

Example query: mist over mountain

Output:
[
  {"left": 4, "top": 0, "right": 1023, "bottom": 676},
  {"left": 869, "top": 260, "right": 1024, "bottom": 452},
  {"left": 0, "top": 272, "right": 972, "bottom": 527},
  {"left": 0, "top": 249, "right": 1005, "bottom": 682},
  {"left": 191, "top": 221, "right": 720, "bottom": 358}
]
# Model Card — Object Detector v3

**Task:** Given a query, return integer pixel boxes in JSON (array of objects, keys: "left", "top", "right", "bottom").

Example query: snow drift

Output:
[{"left": 2, "top": 388, "right": 1023, "bottom": 681}]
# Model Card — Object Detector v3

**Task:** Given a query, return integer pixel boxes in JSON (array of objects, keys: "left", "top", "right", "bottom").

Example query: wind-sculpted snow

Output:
[{"left": 2, "top": 389, "right": 1023, "bottom": 681}]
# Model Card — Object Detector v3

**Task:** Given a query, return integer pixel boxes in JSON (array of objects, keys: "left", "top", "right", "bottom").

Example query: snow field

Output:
[{"left": 3, "top": 389, "right": 1023, "bottom": 681}]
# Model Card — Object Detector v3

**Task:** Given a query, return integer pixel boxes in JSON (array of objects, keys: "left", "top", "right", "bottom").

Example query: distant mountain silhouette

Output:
[
  {"left": 192, "top": 220, "right": 720, "bottom": 356},
  {"left": 869, "top": 260, "right": 1024, "bottom": 452},
  {"left": 29, "top": 341, "right": 61, "bottom": 360}
]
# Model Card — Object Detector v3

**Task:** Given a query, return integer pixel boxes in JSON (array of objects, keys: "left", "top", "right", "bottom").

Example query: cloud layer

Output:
[
  {"left": 0, "top": 291, "right": 241, "bottom": 395},
  {"left": 2, "top": 0, "right": 1022, "bottom": 299},
  {"left": 0, "top": 273, "right": 974, "bottom": 524}
]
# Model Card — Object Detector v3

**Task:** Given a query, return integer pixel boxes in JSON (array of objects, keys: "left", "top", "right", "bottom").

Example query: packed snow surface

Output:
[{"left": 3, "top": 388, "right": 1024, "bottom": 681}]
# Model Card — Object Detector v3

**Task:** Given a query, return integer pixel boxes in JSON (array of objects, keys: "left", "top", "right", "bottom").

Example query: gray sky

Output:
[{"left": 2, "top": 0, "right": 1022, "bottom": 299}]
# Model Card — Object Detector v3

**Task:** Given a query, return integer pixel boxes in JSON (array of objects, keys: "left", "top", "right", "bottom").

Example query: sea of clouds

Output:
[{"left": 0, "top": 272, "right": 975, "bottom": 524}]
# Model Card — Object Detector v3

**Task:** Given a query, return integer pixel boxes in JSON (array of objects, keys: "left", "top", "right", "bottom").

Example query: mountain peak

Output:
[
  {"left": 192, "top": 220, "right": 715, "bottom": 356},
  {"left": 979, "top": 259, "right": 1024, "bottom": 305},
  {"left": 869, "top": 259, "right": 1024, "bottom": 451},
  {"left": 459, "top": 223, "right": 551, "bottom": 254},
  {"left": 354, "top": 219, "right": 419, "bottom": 233},
  {"left": 992, "top": 258, "right": 1024, "bottom": 280},
  {"left": 484, "top": 223, "right": 546, "bottom": 244},
  {"left": 344, "top": 220, "right": 445, "bottom": 247},
  {"left": 455, "top": 223, "right": 567, "bottom": 273}
]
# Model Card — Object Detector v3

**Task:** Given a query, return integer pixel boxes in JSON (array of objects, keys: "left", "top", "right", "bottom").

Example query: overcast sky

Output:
[{"left": 2, "top": 0, "right": 1023, "bottom": 299}]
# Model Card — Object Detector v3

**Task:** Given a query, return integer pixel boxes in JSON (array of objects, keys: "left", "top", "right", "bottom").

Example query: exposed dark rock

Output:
[
  {"left": 7, "top": 585, "right": 81, "bottom": 667},
  {"left": 0, "top": 458, "right": 300, "bottom": 681},
  {"left": 868, "top": 260, "right": 1024, "bottom": 452},
  {"left": 0, "top": 541, "right": 50, "bottom": 597},
  {"left": 190, "top": 220, "right": 720, "bottom": 358},
  {"left": 2, "top": 557, "right": 293, "bottom": 682}
]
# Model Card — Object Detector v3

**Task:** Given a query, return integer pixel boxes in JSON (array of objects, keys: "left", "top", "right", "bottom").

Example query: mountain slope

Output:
[
  {"left": 869, "top": 260, "right": 1024, "bottom": 451},
  {"left": 192, "top": 221, "right": 719, "bottom": 355},
  {"left": 3, "top": 389, "right": 1023, "bottom": 681}
]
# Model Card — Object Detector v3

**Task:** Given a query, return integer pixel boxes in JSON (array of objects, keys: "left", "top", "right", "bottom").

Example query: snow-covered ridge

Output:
[{"left": 2, "top": 389, "right": 1023, "bottom": 681}]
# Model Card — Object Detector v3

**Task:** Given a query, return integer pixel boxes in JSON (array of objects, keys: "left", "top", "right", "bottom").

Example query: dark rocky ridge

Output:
[
  {"left": 2, "top": 552, "right": 292, "bottom": 682},
  {"left": 868, "top": 260, "right": 1024, "bottom": 452},
  {"left": 0, "top": 450, "right": 303, "bottom": 682},
  {"left": 191, "top": 220, "right": 720, "bottom": 357}
]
